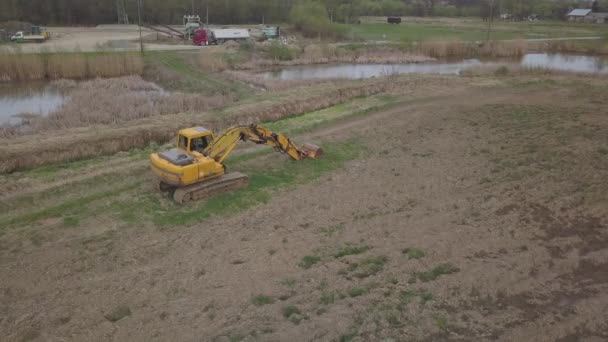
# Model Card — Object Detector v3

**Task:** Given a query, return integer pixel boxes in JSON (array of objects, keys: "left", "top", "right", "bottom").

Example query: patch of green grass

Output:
[
  {"left": 334, "top": 245, "right": 370, "bottom": 258},
  {"left": 280, "top": 278, "right": 296, "bottom": 288},
  {"left": 320, "top": 291, "right": 335, "bottom": 305},
  {"left": 282, "top": 304, "right": 305, "bottom": 324},
  {"left": 62, "top": 216, "right": 80, "bottom": 227},
  {"left": 402, "top": 247, "right": 426, "bottom": 259},
  {"left": 319, "top": 223, "right": 345, "bottom": 237},
  {"left": 145, "top": 51, "right": 250, "bottom": 97},
  {"left": 415, "top": 263, "right": 460, "bottom": 283},
  {"left": 346, "top": 255, "right": 388, "bottom": 278},
  {"left": 299, "top": 255, "right": 321, "bottom": 269},
  {"left": 2, "top": 182, "right": 142, "bottom": 230},
  {"left": 345, "top": 19, "right": 605, "bottom": 42},
  {"left": 152, "top": 140, "right": 363, "bottom": 227},
  {"left": 434, "top": 314, "right": 449, "bottom": 332},
  {"left": 399, "top": 290, "right": 417, "bottom": 305},
  {"left": 251, "top": 294, "right": 275, "bottom": 306},
  {"left": 348, "top": 287, "right": 367, "bottom": 297},
  {"left": 339, "top": 332, "right": 358, "bottom": 342},
  {"left": 265, "top": 95, "right": 404, "bottom": 135},
  {"left": 398, "top": 289, "right": 433, "bottom": 309},
  {"left": 420, "top": 291, "right": 434, "bottom": 304},
  {"left": 104, "top": 305, "right": 131, "bottom": 322},
  {"left": 344, "top": 22, "right": 519, "bottom": 42}
]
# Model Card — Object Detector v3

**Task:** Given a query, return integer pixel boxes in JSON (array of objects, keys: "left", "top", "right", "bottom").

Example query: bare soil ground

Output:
[
  {"left": 0, "top": 25, "right": 202, "bottom": 53},
  {"left": 1, "top": 73, "right": 607, "bottom": 341}
]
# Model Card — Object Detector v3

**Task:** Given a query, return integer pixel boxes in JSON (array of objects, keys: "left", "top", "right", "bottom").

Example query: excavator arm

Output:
[{"left": 203, "top": 124, "right": 322, "bottom": 164}]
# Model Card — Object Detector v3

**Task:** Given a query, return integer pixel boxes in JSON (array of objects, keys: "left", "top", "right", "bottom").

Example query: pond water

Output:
[
  {"left": 520, "top": 53, "right": 608, "bottom": 73},
  {"left": 0, "top": 82, "right": 66, "bottom": 125},
  {"left": 259, "top": 53, "right": 608, "bottom": 80}
]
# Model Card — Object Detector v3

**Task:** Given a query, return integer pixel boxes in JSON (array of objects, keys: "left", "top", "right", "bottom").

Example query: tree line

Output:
[{"left": 1, "top": 0, "right": 606, "bottom": 26}]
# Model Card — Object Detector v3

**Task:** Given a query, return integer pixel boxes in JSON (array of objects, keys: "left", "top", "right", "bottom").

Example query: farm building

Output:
[{"left": 567, "top": 9, "right": 592, "bottom": 21}]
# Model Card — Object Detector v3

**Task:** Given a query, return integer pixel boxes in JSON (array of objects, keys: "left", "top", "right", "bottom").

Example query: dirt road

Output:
[
  {"left": 1, "top": 74, "right": 607, "bottom": 341},
  {"left": 0, "top": 25, "right": 202, "bottom": 53}
]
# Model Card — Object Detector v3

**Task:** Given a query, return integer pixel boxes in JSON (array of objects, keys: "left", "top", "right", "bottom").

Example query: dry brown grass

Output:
[
  {"left": 0, "top": 52, "right": 143, "bottom": 81},
  {"left": 1, "top": 76, "right": 228, "bottom": 137},
  {"left": 460, "top": 63, "right": 606, "bottom": 78},
  {"left": 198, "top": 50, "right": 228, "bottom": 72},
  {"left": 222, "top": 70, "right": 334, "bottom": 91},
  {"left": 539, "top": 39, "right": 608, "bottom": 55},
  {"left": 225, "top": 43, "right": 431, "bottom": 70},
  {"left": 0, "top": 54, "right": 46, "bottom": 81},
  {"left": 417, "top": 40, "right": 527, "bottom": 59}
]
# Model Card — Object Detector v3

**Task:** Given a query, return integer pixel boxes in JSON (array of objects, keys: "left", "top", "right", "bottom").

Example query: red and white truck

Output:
[{"left": 193, "top": 28, "right": 249, "bottom": 46}]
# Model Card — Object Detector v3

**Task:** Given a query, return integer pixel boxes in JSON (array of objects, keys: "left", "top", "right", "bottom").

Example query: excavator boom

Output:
[{"left": 204, "top": 124, "right": 322, "bottom": 164}]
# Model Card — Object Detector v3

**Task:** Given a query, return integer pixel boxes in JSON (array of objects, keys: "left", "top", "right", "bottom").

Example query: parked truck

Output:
[
  {"left": 10, "top": 31, "right": 47, "bottom": 43},
  {"left": 192, "top": 28, "right": 250, "bottom": 46}
]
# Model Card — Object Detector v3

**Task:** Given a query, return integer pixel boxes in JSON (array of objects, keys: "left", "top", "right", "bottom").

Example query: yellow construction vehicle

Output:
[{"left": 150, "top": 124, "right": 322, "bottom": 203}]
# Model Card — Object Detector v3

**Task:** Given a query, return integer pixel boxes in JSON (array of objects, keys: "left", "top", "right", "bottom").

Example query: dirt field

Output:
[
  {"left": 0, "top": 25, "right": 202, "bottom": 53},
  {"left": 1, "top": 73, "right": 607, "bottom": 341}
]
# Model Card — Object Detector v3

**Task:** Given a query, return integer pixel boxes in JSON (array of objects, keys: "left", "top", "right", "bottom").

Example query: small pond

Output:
[
  {"left": 0, "top": 82, "right": 66, "bottom": 125},
  {"left": 259, "top": 53, "right": 608, "bottom": 80}
]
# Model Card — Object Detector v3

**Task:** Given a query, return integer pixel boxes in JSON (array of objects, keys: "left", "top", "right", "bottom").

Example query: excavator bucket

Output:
[{"left": 302, "top": 143, "right": 323, "bottom": 159}]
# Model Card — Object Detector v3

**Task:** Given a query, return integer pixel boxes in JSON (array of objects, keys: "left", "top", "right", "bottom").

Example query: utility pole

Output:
[
  {"left": 137, "top": 0, "right": 144, "bottom": 54},
  {"left": 486, "top": 0, "right": 496, "bottom": 42},
  {"left": 206, "top": 5, "right": 209, "bottom": 25},
  {"left": 116, "top": 0, "right": 129, "bottom": 24}
]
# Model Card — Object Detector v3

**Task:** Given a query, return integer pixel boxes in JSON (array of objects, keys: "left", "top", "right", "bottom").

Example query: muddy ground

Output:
[{"left": 1, "top": 74, "right": 607, "bottom": 341}]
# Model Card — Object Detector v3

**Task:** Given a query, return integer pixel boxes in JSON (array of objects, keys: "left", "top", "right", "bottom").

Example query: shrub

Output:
[
  {"left": 334, "top": 245, "right": 370, "bottom": 258},
  {"left": 268, "top": 41, "right": 297, "bottom": 61},
  {"left": 494, "top": 66, "right": 510, "bottom": 76},
  {"left": 290, "top": 1, "right": 346, "bottom": 39},
  {"left": 348, "top": 287, "right": 367, "bottom": 297},
  {"left": 299, "top": 255, "right": 321, "bottom": 269},
  {"left": 251, "top": 294, "right": 275, "bottom": 306},
  {"left": 282, "top": 304, "right": 301, "bottom": 318}
]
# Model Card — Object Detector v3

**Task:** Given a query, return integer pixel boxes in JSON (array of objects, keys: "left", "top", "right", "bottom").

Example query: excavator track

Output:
[{"left": 172, "top": 172, "right": 249, "bottom": 204}]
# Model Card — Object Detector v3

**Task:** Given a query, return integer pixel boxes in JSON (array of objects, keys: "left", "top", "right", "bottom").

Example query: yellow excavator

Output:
[{"left": 150, "top": 124, "right": 322, "bottom": 203}]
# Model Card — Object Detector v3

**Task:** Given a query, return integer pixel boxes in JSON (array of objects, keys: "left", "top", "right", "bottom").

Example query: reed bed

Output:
[
  {"left": 198, "top": 44, "right": 432, "bottom": 71},
  {"left": 540, "top": 39, "right": 608, "bottom": 55},
  {"left": 222, "top": 70, "right": 338, "bottom": 91},
  {"left": 460, "top": 63, "right": 606, "bottom": 78},
  {"left": 1, "top": 76, "right": 228, "bottom": 137},
  {"left": 0, "top": 52, "right": 143, "bottom": 82},
  {"left": 417, "top": 39, "right": 527, "bottom": 59}
]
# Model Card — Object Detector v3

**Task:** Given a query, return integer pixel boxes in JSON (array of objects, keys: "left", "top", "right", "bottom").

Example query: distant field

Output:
[{"left": 345, "top": 16, "right": 607, "bottom": 42}]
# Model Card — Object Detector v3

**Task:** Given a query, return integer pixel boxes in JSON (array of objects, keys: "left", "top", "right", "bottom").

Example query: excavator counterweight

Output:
[{"left": 150, "top": 124, "right": 322, "bottom": 203}]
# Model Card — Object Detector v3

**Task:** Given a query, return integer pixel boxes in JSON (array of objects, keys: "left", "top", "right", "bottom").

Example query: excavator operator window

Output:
[
  {"left": 178, "top": 135, "right": 189, "bottom": 150},
  {"left": 190, "top": 136, "right": 210, "bottom": 152}
]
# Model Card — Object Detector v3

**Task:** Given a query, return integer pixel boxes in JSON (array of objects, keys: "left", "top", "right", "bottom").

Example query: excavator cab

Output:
[{"left": 177, "top": 127, "right": 214, "bottom": 153}]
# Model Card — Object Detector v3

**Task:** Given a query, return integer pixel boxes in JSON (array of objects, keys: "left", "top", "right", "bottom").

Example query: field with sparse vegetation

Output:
[
  {"left": 1, "top": 66, "right": 608, "bottom": 341},
  {"left": 1, "top": 14, "right": 608, "bottom": 342}
]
